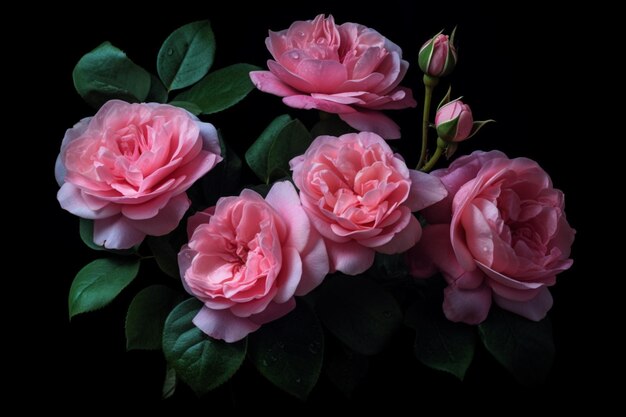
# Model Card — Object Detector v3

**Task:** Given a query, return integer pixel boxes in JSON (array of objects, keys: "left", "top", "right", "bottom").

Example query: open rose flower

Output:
[
  {"left": 55, "top": 100, "right": 222, "bottom": 249},
  {"left": 178, "top": 181, "right": 329, "bottom": 342},
  {"left": 250, "top": 14, "right": 417, "bottom": 139},
  {"left": 407, "top": 151, "right": 575, "bottom": 324},
  {"left": 290, "top": 132, "right": 447, "bottom": 275}
]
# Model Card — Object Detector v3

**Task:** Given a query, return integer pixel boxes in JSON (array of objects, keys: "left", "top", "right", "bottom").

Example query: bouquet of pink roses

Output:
[{"left": 57, "top": 15, "right": 575, "bottom": 399}]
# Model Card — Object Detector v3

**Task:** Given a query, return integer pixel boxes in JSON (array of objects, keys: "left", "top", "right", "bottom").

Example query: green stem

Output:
[
  {"left": 417, "top": 74, "right": 439, "bottom": 169},
  {"left": 420, "top": 138, "right": 447, "bottom": 172}
]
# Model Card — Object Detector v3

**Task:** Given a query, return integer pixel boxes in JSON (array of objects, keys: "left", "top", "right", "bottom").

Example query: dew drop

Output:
[
  {"left": 166, "top": 48, "right": 174, "bottom": 56},
  {"left": 308, "top": 342, "right": 319, "bottom": 354},
  {"left": 290, "top": 51, "right": 300, "bottom": 60},
  {"left": 316, "top": 37, "right": 327, "bottom": 45},
  {"left": 295, "top": 378, "right": 302, "bottom": 384},
  {"left": 297, "top": 31, "right": 305, "bottom": 37}
]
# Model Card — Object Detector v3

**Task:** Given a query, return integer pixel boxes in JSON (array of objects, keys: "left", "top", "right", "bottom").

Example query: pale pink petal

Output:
[
  {"left": 283, "top": 94, "right": 356, "bottom": 114},
  {"left": 407, "top": 224, "right": 460, "bottom": 279},
  {"left": 325, "top": 239, "right": 375, "bottom": 275},
  {"left": 249, "top": 299, "right": 296, "bottom": 325},
  {"left": 131, "top": 193, "right": 190, "bottom": 236},
  {"left": 443, "top": 283, "right": 492, "bottom": 325},
  {"left": 274, "top": 247, "right": 303, "bottom": 303},
  {"left": 197, "top": 121, "right": 222, "bottom": 156},
  {"left": 57, "top": 183, "right": 120, "bottom": 219},
  {"left": 193, "top": 306, "right": 260, "bottom": 343},
  {"left": 374, "top": 214, "right": 421, "bottom": 254},
  {"left": 295, "top": 59, "right": 348, "bottom": 93},
  {"left": 366, "top": 87, "right": 417, "bottom": 110},
  {"left": 250, "top": 71, "right": 301, "bottom": 97},
  {"left": 339, "top": 111, "right": 401, "bottom": 139},
  {"left": 93, "top": 215, "right": 146, "bottom": 249},
  {"left": 311, "top": 92, "right": 366, "bottom": 105},
  {"left": 295, "top": 228, "right": 330, "bottom": 295},
  {"left": 265, "top": 181, "right": 310, "bottom": 252},
  {"left": 405, "top": 170, "right": 448, "bottom": 212},
  {"left": 268, "top": 60, "right": 316, "bottom": 92},
  {"left": 186, "top": 208, "right": 214, "bottom": 239},
  {"left": 493, "top": 286, "right": 553, "bottom": 321}
]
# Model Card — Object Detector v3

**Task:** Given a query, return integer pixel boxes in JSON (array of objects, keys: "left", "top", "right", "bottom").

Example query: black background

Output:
[{"left": 34, "top": 1, "right": 604, "bottom": 409}]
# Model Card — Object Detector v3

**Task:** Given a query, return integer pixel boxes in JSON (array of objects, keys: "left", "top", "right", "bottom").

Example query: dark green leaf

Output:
[
  {"left": 146, "top": 74, "right": 168, "bottom": 103},
  {"left": 125, "top": 285, "right": 185, "bottom": 350},
  {"left": 79, "top": 218, "right": 105, "bottom": 251},
  {"left": 174, "top": 63, "right": 261, "bottom": 114},
  {"left": 168, "top": 100, "right": 202, "bottom": 115},
  {"left": 310, "top": 114, "right": 356, "bottom": 138},
  {"left": 248, "top": 301, "right": 324, "bottom": 400},
  {"left": 162, "top": 299, "right": 247, "bottom": 396},
  {"left": 68, "top": 258, "right": 140, "bottom": 319},
  {"left": 162, "top": 365, "right": 177, "bottom": 399},
  {"left": 437, "top": 85, "right": 452, "bottom": 110},
  {"left": 371, "top": 253, "right": 409, "bottom": 280},
  {"left": 479, "top": 307, "right": 555, "bottom": 384},
  {"left": 466, "top": 119, "right": 496, "bottom": 140},
  {"left": 245, "top": 114, "right": 292, "bottom": 183},
  {"left": 157, "top": 20, "right": 215, "bottom": 91},
  {"left": 267, "top": 119, "right": 312, "bottom": 181},
  {"left": 316, "top": 274, "right": 402, "bottom": 355},
  {"left": 147, "top": 235, "right": 180, "bottom": 279},
  {"left": 405, "top": 301, "right": 476, "bottom": 380},
  {"left": 325, "top": 339, "right": 369, "bottom": 398},
  {"left": 73, "top": 41, "right": 151, "bottom": 108}
]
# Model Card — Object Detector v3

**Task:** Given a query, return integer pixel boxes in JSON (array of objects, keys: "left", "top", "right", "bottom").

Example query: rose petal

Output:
[
  {"left": 405, "top": 170, "right": 448, "bottom": 212},
  {"left": 193, "top": 306, "right": 260, "bottom": 343},
  {"left": 325, "top": 239, "right": 375, "bottom": 275},
  {"left": 339, "top": 111, "right": 401, "bottom": 139},
  {"left": 493, "top": 286, "right": 553, "bottom": 321},
  {"left": 250, "top": 71, "right": 301, "bottom": 97},
  {"left": 443, "top": 283, "right": 492, "bottom": 325},
  {"left": 93, "top": 215, "right": 145, "bottom": 249}
]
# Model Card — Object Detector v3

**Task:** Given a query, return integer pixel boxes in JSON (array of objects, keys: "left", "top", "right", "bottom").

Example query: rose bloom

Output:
[
  {"left": 250, "top": 14, "right": 416, "bottom": 139},
  {"left": 55, "top": 100, "right": 222, "bottom": 249},
  {"left": 290, "top": 132, "right": 447, "bottom": 275},
  {"left": 178, "top": 181, "right": 329, "bottom": 342},
  {"left": 407, "top": 151, "right": 575, "bottom": 324}
]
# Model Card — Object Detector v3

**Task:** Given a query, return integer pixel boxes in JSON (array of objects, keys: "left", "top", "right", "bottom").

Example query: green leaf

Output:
[
  {"left": 316, "top": 274, "right": 402, "bottom": 355},
  {"left": 267, "top": 119, "right": 312, "bottom": 181},
  {"left": 437, "top": 85, "right": 452, "bottom": 110},
  {"left": 79, "top": 218, "right": 105, "bottom": 251},
  {"left": 168, "top": 100, "right": 202, "bottom": 115},
  {"left": 68, "top": 258, "right": 140, "bottom": 319},
  {"left": 146, "top": 74, "right": 168, "bottom": 103},
  {"left": 174, "top": 63, "right": 261, "bottom": 114},
  {"left": 125, "top": 285, "right": 185, "bottom": 350},
  {"left": 73, "top": 41, "right": 151, "bottom": 108},
  {"left": 157, "top": 20, "right": 216, "bottom": 91},
  {"left": 162, "top": 365, "right": 177, "bottom": 399},
  {"left": 479, "top": 307, "right": 555, "bottom": 384},
  {"left": 162, "top": 298, "right": 247, "bottom": 396},
  {"left": 248, "top": 301, "right": 324, "bottom": 400},
  {"left": 147, "top": 235, "right": 180, "bottom": 279},
  {"left": 405, "top": 301, "right": 476, "bottom": 380},
  {"left": 466, "top": 119, "right": 496, "bottom": 140},
  {"left": 245, "top": 114, "right": 292, "bottom": 183}
]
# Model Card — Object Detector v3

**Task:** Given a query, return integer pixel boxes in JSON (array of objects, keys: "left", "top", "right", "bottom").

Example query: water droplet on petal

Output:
[
  {"left": 290, "top": 51, "right": 300, "bottom": 60},
  {"left": 316, "top": 37, "right": 326, "bottom": 45},
  {"left": 297, "top": 31, "right": 305, "bottom": 37}
]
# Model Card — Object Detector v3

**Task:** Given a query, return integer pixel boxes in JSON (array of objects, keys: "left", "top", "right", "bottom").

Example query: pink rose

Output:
[
  {"left": 56, "top": 100, "right": 222, "bottom": 249},
  {"left": 178, "top": 181, "right": 329, "bottom": 342},
  {"left": 249, "top": 14, "right": 417, "bottom": 139},
  {"left": 407, "top": 151, "right": 575, "bottom": 324},
  {"left": 290, "top": 132, "right": 447, "bottom": 275},
  {"left": 435, "top": 99, "right": 473, "bottom": 142}
]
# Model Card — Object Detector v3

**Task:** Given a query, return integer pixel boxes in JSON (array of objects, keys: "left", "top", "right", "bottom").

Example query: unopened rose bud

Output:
[
  {"left": 418, "top": 33, "right": 457, "bottom": 77},
  {"left": 435, "top": 99, "right": 473, "bottom": 142}
]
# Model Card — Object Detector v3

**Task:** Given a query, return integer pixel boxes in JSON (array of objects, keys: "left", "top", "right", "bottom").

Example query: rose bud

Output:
[
  {"left": 435, "top": 99, "right": 473, "bottom": 142},
  {"left": 418, "top": 32, "right": 457, "bottom": 78}
]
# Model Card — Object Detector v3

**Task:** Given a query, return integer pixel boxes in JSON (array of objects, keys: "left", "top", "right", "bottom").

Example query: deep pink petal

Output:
[
  {"left": 339, "top": 111, "right": 401, "bottom": 139},
  {"left": 193, "top": 306, "right": 260, "bottom": 343}
]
